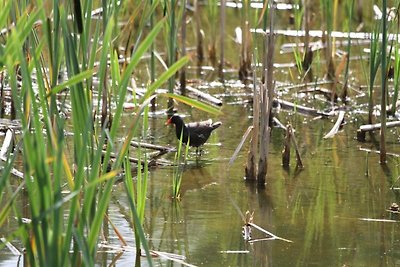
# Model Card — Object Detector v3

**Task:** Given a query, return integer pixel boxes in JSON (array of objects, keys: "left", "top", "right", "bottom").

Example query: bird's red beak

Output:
[{"left": 165, "top": 117, "right": 172, "bottom": 125}]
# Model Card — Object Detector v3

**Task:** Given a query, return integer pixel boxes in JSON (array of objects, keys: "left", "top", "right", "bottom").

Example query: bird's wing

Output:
[{"left": 186, "top": 119, "right": 212, "bottom": 128}]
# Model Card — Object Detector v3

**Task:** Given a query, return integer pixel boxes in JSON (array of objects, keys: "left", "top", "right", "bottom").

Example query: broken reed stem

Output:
[
  {"left": 248, "top": 222, "right": 293, "bottom": 243},
  {"left": 167, "top": 0, "right": 177, "bottom": 115},
  {"left": 322, "top": 0, "right": 336, "bottom": 83},
  {"left": 380, "top": 0, "right": 387, "bottom": 164},
  {"left": 245, "top": 69, "right": 260, "bottom": 179},
  {"left": 239, "top": 2, "right": 252, "bottom": 82},
  {"left": 101, "top": 65, "right": 109, "bottom": 128},
  {"left": 0, "top": 71, "right": 4, "bottom": 118},
  {"left": 219, "top": 0, "right": 225, "bottom": 81},
  {"left": 290, "top": 126, "right": 304, "bottom": 169},
  {"left": 282, "top": 125, "right": 291, "bottom": 167},
  {"left": 356, "top": 0, "right": 363, "bottom": 22},
  {"left": 194, "top": 0, "right": 204, "bottom": 75},
  {"left": 150, "top": 0, "right": 156, "bottom": 111},
  {"left": 180, "top": 0, "right": 187, "bottom": 95},
  {"left": 323, "top": 110, "right": 345, "bottom": 139},
  {"left": 341, "top": 0, "right": 355, "bottom": 101},
  {"left": 231, "top": 125, "right": 253, "bottom": 166},
  {"left": 257, "top": 81, "right": 268, "bottom": 183},
  {"left": 257, "top": 3, "right": 275, "bottom": 183},
  {"left": 302, "top": 0, "right": 313, "bottom": 81},
  {"left": 282, "top": 124, "right": 304, "bottom": 169}
]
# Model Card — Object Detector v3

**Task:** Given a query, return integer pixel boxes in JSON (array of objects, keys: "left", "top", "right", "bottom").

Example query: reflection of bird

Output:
[{"left": 166, "top": 115, "right": 222, "bottom": 153}]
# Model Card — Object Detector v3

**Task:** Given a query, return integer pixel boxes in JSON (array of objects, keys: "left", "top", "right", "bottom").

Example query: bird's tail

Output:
[{"left": 212, "top": 121, "right": 222, "bottom": 129}]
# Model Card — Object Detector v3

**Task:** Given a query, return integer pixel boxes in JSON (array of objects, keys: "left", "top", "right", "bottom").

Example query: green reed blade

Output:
[{"left": 161, "top": 93, "right": 223, "bottom": 115}]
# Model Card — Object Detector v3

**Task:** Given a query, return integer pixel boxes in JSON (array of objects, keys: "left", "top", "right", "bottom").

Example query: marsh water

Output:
[
  {"left": 2, "top": 2, "right": 400, "bottom": 267},
  {"left": 100, "top": 95, "right": 400, "bottom": 266}
]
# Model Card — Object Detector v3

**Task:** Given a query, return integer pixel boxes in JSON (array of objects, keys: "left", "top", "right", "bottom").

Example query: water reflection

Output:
[{"left": 127, "top": 106, "right": 400, "bottom": 266}]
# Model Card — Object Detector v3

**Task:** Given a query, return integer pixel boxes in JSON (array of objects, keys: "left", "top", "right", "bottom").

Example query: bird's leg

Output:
[{"left": 196, "top": 147, "right": 204, "bottom": 157}]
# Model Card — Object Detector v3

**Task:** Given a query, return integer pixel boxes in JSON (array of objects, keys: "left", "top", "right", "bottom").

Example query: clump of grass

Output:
[
  {"left": 207, "top": 0, "right": 219, "bottom": 66},
  {"left": 172, "top": 132, "right": 189, "bottom": 199},
  {"left": 0, "top": 1, "right": 193, "bottom": 265},
  {"left": 164, "top": 0, "right": 185, "bottom": 114}
]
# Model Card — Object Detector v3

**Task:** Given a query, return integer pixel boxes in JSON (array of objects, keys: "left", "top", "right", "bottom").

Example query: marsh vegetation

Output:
[{"left": 1, "top": 0, "right": 400, "bottom": 266}]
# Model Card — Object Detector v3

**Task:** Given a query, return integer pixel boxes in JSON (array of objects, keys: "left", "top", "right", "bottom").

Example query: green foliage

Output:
[
  {"left": 0, "top": 0, "right": 223, "bottom": 265},
  {"left": 172, "top": 131, "right": 189, "bottom": 199}
]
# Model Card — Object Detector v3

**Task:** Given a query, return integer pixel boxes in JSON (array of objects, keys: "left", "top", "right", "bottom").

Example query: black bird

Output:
[{"left": 166, "top": 115, "right": 222, "bottom": 153}]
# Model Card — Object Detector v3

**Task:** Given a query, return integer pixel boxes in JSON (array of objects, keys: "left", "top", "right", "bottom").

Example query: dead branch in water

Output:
[
  {"left": 282, "top": 124, "right": 304, "bottom": 169},
  {"left": 359, "top": 147, "right": 400, "bottom": 158},
  {"left": 0, "top": 118, "right": 22, "bottom": 132},
  {"left": 273, "top": 98, "right": 333, "bottom": 117},
  {"left": 282, "top": 126, "right": 291, "bottom": 167},
  {"left": 130, "top": 141, "right": 173, "bottom": 152},
  {"left": 323, "top": 110, "right": 345, "bottom": 138},
  {"left": 0, "top": 129, "right": 24, "bottom": 179},
  {"left": 357, "top": 121, "right": 400, "bottom": 141},
  {"left": 247, "top": 222, "right": 293, "bottom": 243},
  {"left": 186, "top": 86, "right": 223, "bottom": 106},
  {"left": 230, "top": 125, "right": 252, "bottom": 166}
]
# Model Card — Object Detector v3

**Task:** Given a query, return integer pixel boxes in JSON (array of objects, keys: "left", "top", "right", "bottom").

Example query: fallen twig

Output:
[
  {"left": 324, "top": 111, "right": 345, "bottom": 138},
  {"left": 130, "top": 140, "right": 174, "bottom": 152},
  {"left": 359, "top": 147, "right": 400, "bottom": 158},
  {"left": 107, "top": 152, "right": 157, "bottom": 167},
  {"left": 0, "top": 129, "right": 24, "bottom": 179},
  {"left": 357, "top": 120, "right": 400, "bottom": 141},
  {"left": 186, "top": 86, "right": 223, "bottom": 106},
  {"left": 0, "top": 129, "right": 13, "bottom": 159},
  {"left": 273, "top": 98, "right": 333, "bottom": 117},
  {"left": 0, "top": 119, "right": 22, "bottom": 132},
  {"left": 229, "top": 126, "right": 252, "bottom": 165},
  {"left": 248, "top": 222, "right": 293, "bottom": 243},
  {"left": 282, "top": 124, "right": 303, "bottom": 169},
  {"left": 289, "top": 126, "right": 304, "bottom": 169},
  {"left": 0, "top": 237, "right": 21, "bottom": 256},
  {"left": 359, "top": 120, "right": 400, "bottom": 132},
  {"left": 98, "top": 244, "right": 196, "bottom": 266},
  {"left": 272, "top": 117, "right": 287, "bottom": 130},
  {"left": 359, "top": 218, "right": 397, "bottom": 223},
  {"left": 220, "top": 250, "right": 250, "bottom": 254},
  {"left": 152, "top": 250, "right": 197, "bottom": 267}
]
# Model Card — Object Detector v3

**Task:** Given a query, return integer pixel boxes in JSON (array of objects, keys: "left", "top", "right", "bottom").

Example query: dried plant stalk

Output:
[
  {"left": 282, "top": 125, "right": 291, "bottom": 167},
  {"left": 180, "top": 0, "right": 187, "bottom": 94},
  {"left": 245, "top": 71, "right": 259, "bottom": 179},
  {"left": 194, "top": 0, "right": 204, "bottom": 74},
  {"left": 257, "top": 3, "right": 275, "bottom": 184},
  {"left": 218, "top": 0, "right": 225, "bottom": 80}
]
